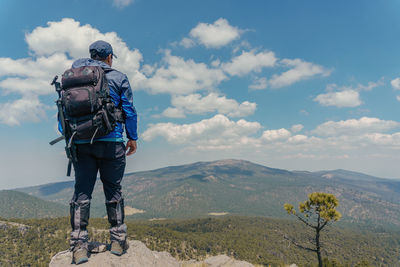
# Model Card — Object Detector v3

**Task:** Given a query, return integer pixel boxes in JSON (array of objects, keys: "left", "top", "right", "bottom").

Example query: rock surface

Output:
[
  {"left": 49, "top": 240, "right": 255, "bottom": 267},
  {"left": 0, "top": 220, "right": 30, "bottom": 234}
]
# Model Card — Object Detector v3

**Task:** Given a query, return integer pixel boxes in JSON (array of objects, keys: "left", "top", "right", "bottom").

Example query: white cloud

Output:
[
  {"left": 211, "top": 59, "right": 221, "bottom": 68},
  {"left": 25, "top": 18, "right": 142, "bottom": 82},
  {"left": 291, "top": 124, "right": 304, "bottom": 133},
  {"left": 397, "top": 95, "right": 400, "bottom": 102},
  {"left": 143, "top": 115, "right": 400, "bottom": 149},
  {"left": 326, "top": 80, "right": 383, "bottom": 93},
  {"left": 249, "top": 77, "right": 267, "bottom": 90},
  {"left": 0, "top": 96, "right": 47, "bottom": 126},
  {"left": 0, "top": 78, "right": 53, "bottom": 96},
  {"left": 314, "top": 89, "right": 362, "bottom": 107},
  {"left": 288, "top": 134, "right": 309, "bottom": 144},
  {"left": 0, "top": 18, "right": 143, "bottom": 126},
  {"left": 187, "top": 18, "right": 242, "bottom": 48},
  {"left": 142, "top": 114, "right": 261, "bottom": 146},
  {"left": 141, "top": 114, "right": 400, "bottom": 176},
  {"left": 135, "top": 50, "right": 227, "bottom": 94},
  {"left": 113, "top": 0, "right": 134, "bottom": 8},
  {"left": 180, "top": 37, "right": 195, "bottom": 48},
  {"left": 261, "top": 128, "right": 291, "bottom": 142},
  {"left": 300, "top": 110, "right": 309, "bottom": 116},
  {"left": 162, "top": 93, "right": 256, "bottom": 118},
  {"left": 161, "top": 107, "right": 186, "bottom": 118},
  {"left": 0, "top": 53, "right": 72, "bottom": 96},
  {"left": 391, "top": 78, "right": 400, "bottom": 90},
  {"left": 140, "top": 64, "right": 156, "bottom": 76},
  {"left": 312, "top": 117, "right": 400, "bottom": 137},
  {"left": 314, "top": 80, "right": 383, "bottom": 108},
  {"left": 232, "top": 40, "right": 252, "bottom": 54},
  {"left": 269, "top": 58, "right": 331, "bottom": 88},
  {"left": 353, "top": 80, "right": 384, "bottom": 91},
  {"left": 222, "top": 50, "right": 277, "bottom": 76},
  {"left": 0, "top": 53, "right": 72, "bottom": 95},
  {"left": 363, "top": 132, "right": 400, "bottom": 146}
]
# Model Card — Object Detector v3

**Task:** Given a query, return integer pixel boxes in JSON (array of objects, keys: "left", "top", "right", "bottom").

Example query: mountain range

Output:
[
  {"left": 0, "top": 190, "right": 67, "bottom": 218},
  {"left": 3, "top": 159, "right": 399, "bottom": 229}
]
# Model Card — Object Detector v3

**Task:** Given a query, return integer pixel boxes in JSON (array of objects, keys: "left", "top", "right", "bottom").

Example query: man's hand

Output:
[{"left": 126, "top": 140, "right": 137, "bottom": 156}]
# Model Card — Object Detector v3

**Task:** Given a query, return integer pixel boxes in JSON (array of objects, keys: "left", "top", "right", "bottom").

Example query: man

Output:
[{"left": 66, "top": 40, "right": 138, "bottom": 264}]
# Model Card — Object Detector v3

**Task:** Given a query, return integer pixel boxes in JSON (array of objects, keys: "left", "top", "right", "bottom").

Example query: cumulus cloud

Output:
[
  {"left": 141, "top": 112, "right": 400, "bottom": 173},
  {"left": 391, "top": 78, "right": 400, "bottom": 90},
  {"left": 354, "top": 80, "right": 384, "bottom": 91},
  {"left": 142, "top": 114, "right": 261, "bottom": 146},
  {"left": 288, "top": 134, "right": 309, "bottom": 144},
  {"left": 0, "top": 18, "right": 143, "bottom": 126},
  {"left": 249, "top": 77, "right": 268, "bottom": 90},
  {"left": 261, "top": 128, "right": 291, "bottom": 142},
  {"left": 161, "top": 93, "right": 256, "bottom": 118},
  {"left": 138, "top": 48, "right": 325, "bottom": 95},
  {"left": 314, "top": 80, "right": 383, "bottom": 108},
  {"left": 180, "top": 37, "right": 196, "bottom": 48},
  {"left": 186, "top": 18, "right": 242, "bottom": 48},
  {"left": 0, "top": 53, "right": 71, "bottom": 95},
  {"left": 314, "top": 90, "right": 362, "bottom": 107},
  {"left": 0, "top": 78, "right": 54, "bottom": 96},
  {"left": 222, "top": 50, "right": 277, "bottom": 76},
  {"left": 0, "top": 96, "right": 47, "bottom": 126},
  {"left": 161, "top": 107, "right": 186, "bottom": 118},
  {"left": 291, "top": 124, "right": 304, "bottom": 133},
  {"left": 312, "top": 117, "right": 400, "bottom": 137},
  {"left": 142, "top": 113, "right": 313, "bottom": 151},
  {"left": 140, "top": 64, "right": 156, "bottom": 76},
  {"left": 269, "top": 58, "right": 331, "bottom": 88},
  {"left": 25, "top": 18, "right": 142, "bottom": 81},
  {"left": 363, "top": 132, "right": 400, "bottom": 146},
  {"left": 136, "top": 50, "right": 227, "bottom": 94},
  {"left": 113, "top": 0, "right": 134, "bottom": 8}
]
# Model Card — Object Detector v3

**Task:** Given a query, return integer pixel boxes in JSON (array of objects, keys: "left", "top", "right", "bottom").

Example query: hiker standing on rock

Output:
[{"left": 55, "top": 40, "right": 138, "bottom": 264}]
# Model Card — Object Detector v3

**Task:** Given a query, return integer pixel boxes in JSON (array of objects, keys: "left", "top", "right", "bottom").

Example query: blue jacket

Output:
[{"left": 59, "top": 58, "right": 138, "bottom": 141}]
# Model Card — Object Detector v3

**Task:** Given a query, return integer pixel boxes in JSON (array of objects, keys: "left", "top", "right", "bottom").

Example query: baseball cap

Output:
[{"left": 89, "top": 40, "right": 117, "bottom": 59}]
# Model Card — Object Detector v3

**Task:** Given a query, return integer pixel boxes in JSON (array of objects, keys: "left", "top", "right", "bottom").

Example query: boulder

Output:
[{"left": 49, "top": 240, "right": 255, "bottom": 267}]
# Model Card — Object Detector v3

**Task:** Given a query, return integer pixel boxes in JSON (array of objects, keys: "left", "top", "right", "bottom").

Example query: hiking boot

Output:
[
  {"left": 72, "top": 246, "right": 88, "bottom": 265},
  {"left": 110, "top": 240, "right": 129, "bottom": 256}
]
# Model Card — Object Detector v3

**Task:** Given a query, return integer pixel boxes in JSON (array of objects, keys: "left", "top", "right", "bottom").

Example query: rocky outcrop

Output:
[
  {"left": 182, "top": 255, "right": 254, "bottom": 267},
  {"left": 49, "top": 240, "right": 255, "bottom": 267},
  {"left": 0, "top": 220, "right": 30, "bottom": 234}
]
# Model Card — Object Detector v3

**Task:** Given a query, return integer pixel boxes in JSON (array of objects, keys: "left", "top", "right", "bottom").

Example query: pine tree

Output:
[{"left": 284, "top": 192, "right": 342, "bottom": 267}]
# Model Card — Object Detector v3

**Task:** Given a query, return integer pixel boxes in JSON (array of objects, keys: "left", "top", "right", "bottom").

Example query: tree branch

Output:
[
  {"left": 294, "top": 214, "right": 316, "bottom": 229},
  {"left": 283, "top": 234, "right": 317, "bottom": 253},
  {"left": 319, "top": 220, "right": 329, "bottom": 231}
]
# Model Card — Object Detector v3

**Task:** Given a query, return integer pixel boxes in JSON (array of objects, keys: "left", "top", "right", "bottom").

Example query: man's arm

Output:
[{"left": 120, "top": 74, "right": 138, "bottom": 155}]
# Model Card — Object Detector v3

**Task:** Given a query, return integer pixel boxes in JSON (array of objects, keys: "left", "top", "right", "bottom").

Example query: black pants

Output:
[
  {"left": 72, "top": 141, "right": 126, "bottom": 202},
  {"left": 70, "top": 141, "right": 127, "bottom": 248}
]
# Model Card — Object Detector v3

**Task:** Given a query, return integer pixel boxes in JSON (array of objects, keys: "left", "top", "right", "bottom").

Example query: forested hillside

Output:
[
  {"left": 0, "top": 216, "right": 398, "bottom": 266},
  {"left": 0, "top": 190, "right": 67, "bottom": 218}
]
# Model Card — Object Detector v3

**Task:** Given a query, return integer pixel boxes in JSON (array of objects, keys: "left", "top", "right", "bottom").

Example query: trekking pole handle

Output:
[
  {"left": 51, "top": 75, "right": 58, "bottom": 85},
  {"left": 51, "top": 75, "right": 62, "bottom": 95}
]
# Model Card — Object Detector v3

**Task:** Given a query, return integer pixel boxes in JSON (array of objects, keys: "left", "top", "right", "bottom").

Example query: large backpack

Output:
[
  {"left": 50, "top": 65, "right": 123, "bottom": 176},
  {"left": 61, "top": 65, "right": 122, "bottom": 143}
]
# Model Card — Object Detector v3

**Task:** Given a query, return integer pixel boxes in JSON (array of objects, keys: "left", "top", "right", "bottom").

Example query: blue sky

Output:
[{"left": 1, "top": 0, "right": 400, "bottom": 189}]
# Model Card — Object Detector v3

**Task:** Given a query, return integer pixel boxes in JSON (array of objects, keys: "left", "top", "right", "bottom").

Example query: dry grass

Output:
[
  {"left": 124, "top": 206, "right": 145, "bottom": 215},
  {"left": 207, "top": 212, "right": 229, "bottom": 216},
  {"left": 180, "top": 263, "right": 208, "bottom": 267}
]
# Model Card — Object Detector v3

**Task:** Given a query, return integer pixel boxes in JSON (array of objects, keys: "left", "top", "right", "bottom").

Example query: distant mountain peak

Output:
[
  {"left": 314, "top": 169, "right": 388, "bottom": 181},
  {"left": 207, "top": 159, "right": 248, "bottom": 165},
  {"left": 12, "top": 158, "right": 400, "bottom": 228}
]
